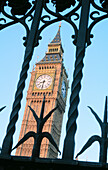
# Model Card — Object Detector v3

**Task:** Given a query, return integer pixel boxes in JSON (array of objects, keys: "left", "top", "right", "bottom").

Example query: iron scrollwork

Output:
[
  {"left": 34, "top": 0, "right": 81, "bottom": 46},
  {"left": 0, "top": 0, "right": 82, "bottom": 46},
  {"left": 87, "top": 0, "right": 108, "bottom": 46},
  {"left": 0, "top": 0, "right": 82, "bottom": 156},
  {"left": 0, "top": 0, "right": 36, "bottom": 45},
  {"left": 0, "top": 0, "right": 81, "bottom": 46}
]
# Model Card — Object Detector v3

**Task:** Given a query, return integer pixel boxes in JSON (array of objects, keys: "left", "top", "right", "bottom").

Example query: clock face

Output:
[
  {"left": 36, "top": 74, "right": 52, "bottom": 89},
  {"left": 61, "top": 80, "right": 66, "bottom": 98}
]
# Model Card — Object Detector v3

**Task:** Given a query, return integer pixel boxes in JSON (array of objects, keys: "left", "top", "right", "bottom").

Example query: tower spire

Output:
[
  {"left": 50, "top": 24, "right": 61, "bottom": 44},
  {"left": 38, "top": 25, "right": 64, "bottom": 64}
]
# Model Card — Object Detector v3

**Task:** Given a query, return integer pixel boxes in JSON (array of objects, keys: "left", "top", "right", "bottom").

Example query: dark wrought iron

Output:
[
  {"left": 0, "top": 0, "right": 108, "bottom": 164},
  {"left": 51, "top": 0, "right": 76, "bottom": 12},
  {"left": 100, "top": 0, "right": 108, "bottom": 9},
  {"left": 76, "top": 96, "right": 108, "bottom": 163},
  {"left": 0, "top": 0, "right": 81, "bottom": 156},
  {"left": 12, "top": 95, "right": 60, "bottom": 159},
  {"left": 7, "top": 0, "right": 32, "bottom": 15},
  {"left": 63, "top": 0, "right": 91, "bottom": 160},
  {"left": 0, "top": 106, "right": 6, "bottom": 112},
  {"left": 1, "top": 0, "right": 44, "bottom": 155},
  {"left": 63, "top": 0, "right": 108, "bottom": 160}
]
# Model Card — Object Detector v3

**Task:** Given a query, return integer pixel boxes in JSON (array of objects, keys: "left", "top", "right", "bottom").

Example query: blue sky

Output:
[{"left": 0, "top": 1, "right": 108, "bottom": 162}]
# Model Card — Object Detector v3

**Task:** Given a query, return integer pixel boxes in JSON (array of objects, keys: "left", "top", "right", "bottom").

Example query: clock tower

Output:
[{"left": 15, "top": 25, "right": 68, "bottom": 158}]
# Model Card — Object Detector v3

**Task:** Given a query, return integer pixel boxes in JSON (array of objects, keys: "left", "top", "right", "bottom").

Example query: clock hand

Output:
[{"left": 41, "top": 80, "right": 45, "bottom": 89}]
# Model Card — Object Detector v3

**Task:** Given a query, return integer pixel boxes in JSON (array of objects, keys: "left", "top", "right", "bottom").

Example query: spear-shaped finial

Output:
[
  {"left": 40, "top": 94, "right": 45, "bottom": 120},
  {"left": 12, "top": 95, "right": 60, "bottom": 159},
  {"left": 103, "top": 96, "right": 107, "bottom": 123},
  {"left": 76, "top": 96, "right": 108, "bottom": 163},
  {"left": 0, "top": 106, "right": 6, "bottom": 112}
]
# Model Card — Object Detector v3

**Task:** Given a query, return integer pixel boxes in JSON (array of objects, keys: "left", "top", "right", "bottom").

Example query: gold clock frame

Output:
[{"left": 33, "top": 70, "right": 56, "bottom": 92}]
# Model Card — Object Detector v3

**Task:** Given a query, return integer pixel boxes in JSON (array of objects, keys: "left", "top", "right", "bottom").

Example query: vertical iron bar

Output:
[
  {"left": 63, "top": 0, "right": 90, "bottom": 160},
  {"left": 99, "top": 96, "right": 107, "bottom": 163},
  {"left": 1, "top": 0, "right": 43, "bottom": 155}
]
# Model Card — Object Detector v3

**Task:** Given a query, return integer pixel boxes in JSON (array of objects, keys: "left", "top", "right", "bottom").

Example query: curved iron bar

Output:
[
  {"left": 91, "top": 0, "right": 108, "bottom": 13},
  {"left": 34, "top": 1, "right": 81, "bottom": 47},
  {"left": 39, "top": 1, "right": 81, "bottom": 45},
  {"left": 87, "top": 0, "right": 108, "bottom": 46},
  {"left": 76, "top": 97, "right": 108, "bottom": 163},
  {"left": 65, "top": 0, "right": 81, "bottom": 18},
  {"left": 1, "top": 3, "right": 16, "bottom": 21},
  {"left": 90, "top": 10, "right": 108, "bottom": 25},
  {"left": 0, "top": 106, "right": 6, "bottom": 112},
  {"left": 0, "top": 3, "right": 19, "bottom": 30},
  {"left": 21, "top": 1, "right": 36, "bottom": 21},
  {"left": 9, "top": 2, "right": 37, "bottom": 46},
  {"left": 11, "top": 13, "right": 30, "bottom": 45},
  {"left": 87, "top": 13, "right": 108, "bottom": 46},
  {"left": 1, "top": 1, "right": 35, "bottom": 21},
  {"left": 0, "top": 1, "right": 35, "bottom": 37},
  {"left": 0, "top": 20, "right": 17, "bottom": 31},
  {"left": 90, "top": 11, "right": 100, "bottom": 20},
  {"left": 71, "top": 12, "right": 79, "bottom": 21},
  {"left": 76, "top": 135, "right": 101, "bottom": 159},
  {"left": 0, "top": 18, "right": 6, "bottom": 24},
  {"left": 41, "top": 15, "right": 51, "bottom": 23},
  {"left": 45, "top": 1, "right": 80, "bottom": 34}
]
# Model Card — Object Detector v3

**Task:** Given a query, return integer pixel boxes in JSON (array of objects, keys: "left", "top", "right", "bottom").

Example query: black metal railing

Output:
[
  {"left": 12, "top": 95, "right": 60, "bottom": 160},
  {"left": 76, "top": 96, "right": 108, "bottom": 163}
]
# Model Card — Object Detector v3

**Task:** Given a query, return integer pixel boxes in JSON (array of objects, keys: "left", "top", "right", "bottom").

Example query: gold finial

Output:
[{"left": 59, "top": 21, "right": 61, "bottom": 28}]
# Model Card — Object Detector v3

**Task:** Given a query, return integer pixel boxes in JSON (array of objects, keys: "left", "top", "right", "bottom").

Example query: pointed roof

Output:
[
  {"left": 50, "top": 24, "right": 61, "bottom": 44},
  {"left": 38, "top": 24, "right": 63, "bottom": 64}
]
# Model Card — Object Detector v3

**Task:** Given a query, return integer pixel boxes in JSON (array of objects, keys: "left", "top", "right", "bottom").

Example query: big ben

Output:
[{"left": 15, "top": 25, "right": 68, "bottom": 158}]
